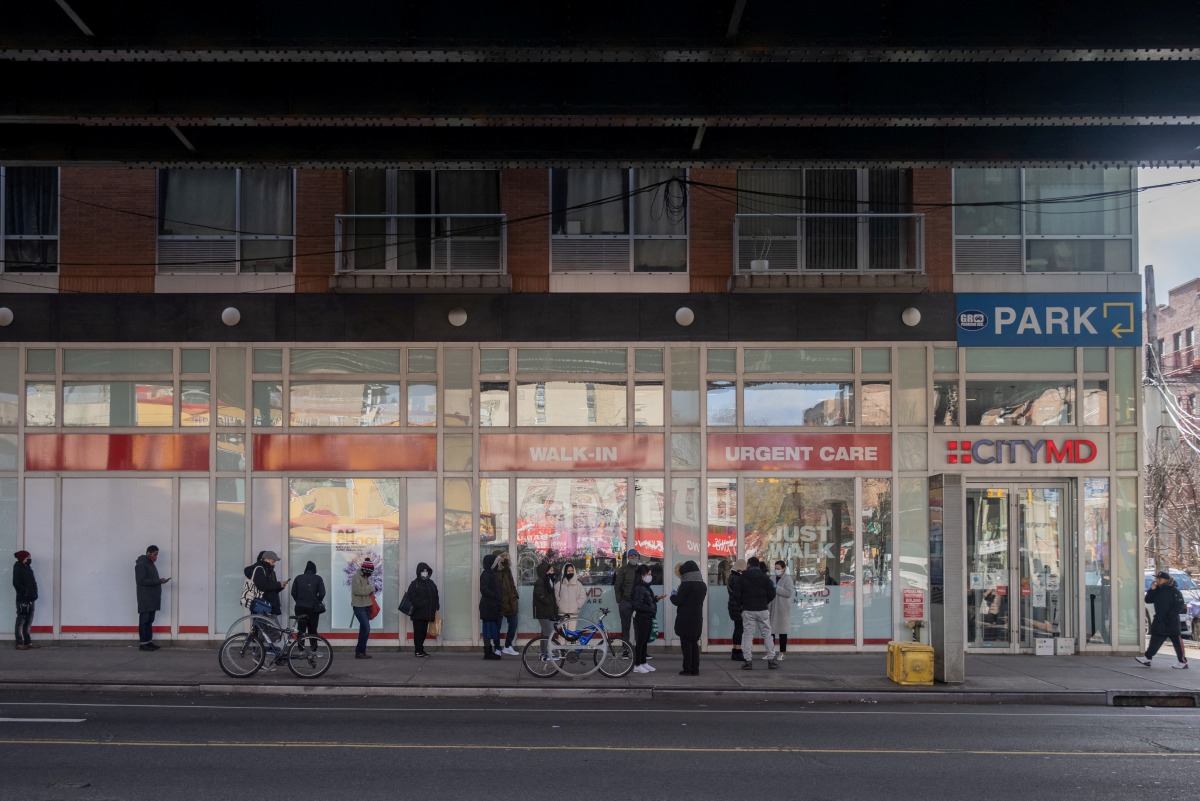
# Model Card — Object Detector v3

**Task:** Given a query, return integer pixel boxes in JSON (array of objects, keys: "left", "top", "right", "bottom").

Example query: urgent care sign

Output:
[{"left": 707, "top": 434, "right": 891, "bottom": 471}]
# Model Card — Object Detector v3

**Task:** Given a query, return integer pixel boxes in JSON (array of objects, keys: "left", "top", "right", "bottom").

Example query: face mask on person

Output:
[
  {"left": 420, "top": 571, "right": 429, "bottom": 579},
  {"left": 564, "top": 571, "right": 575, "bottom": 580},
  {"left": 774, "top": 569, "right": 783, "bottom": 576},
  {"left": 642, "top": 575, "right": 653, "bottom": 583}
]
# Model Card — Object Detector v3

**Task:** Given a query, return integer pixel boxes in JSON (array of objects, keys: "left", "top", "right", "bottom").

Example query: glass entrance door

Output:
[{"left": 967, "top": 484, "right": 1070, "bottom": 652}]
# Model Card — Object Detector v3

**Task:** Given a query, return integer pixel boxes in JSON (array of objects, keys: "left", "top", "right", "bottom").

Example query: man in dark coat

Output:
[
  {"left": 726, "top": 558, "right": 746, "bottom": 661},
  {"left": 532, "top": 558, "right": 560, "bottom": 657},
  {"left": 494, "top": 551, "right": 520, "bottom": 655},
  {"left": 404, "top": 561, "right": 440, "bottom": 657},
  {"left": 1137, "top": 571, "right": 1189, "bottom": 668},
  {"left": 134, "top": 545, "right": 170, "bottom": 651},
  {"left": 737, "top": 556, "right": 778, "bottom": 670},
  {"left": 13, "top": 550, "right": 38, "bottom": 650},
  {"left": 290, "top": 560, "right": 326, "bottom": 643},
  {"left": 479, "top": 553, "right": 503, "bottom": 660},
  {"left": 613, "top": 548, "right": 641, "bottom": 641},
  {"left": 670, "top": 559, "right": 707, "bottom": 676},
  {"left": 244, "top": 551, "right": 288, "bottom": 617}
]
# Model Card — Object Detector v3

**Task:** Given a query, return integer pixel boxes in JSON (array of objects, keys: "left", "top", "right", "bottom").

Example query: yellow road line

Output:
[{"left": 1, "top": 740, "right": 1197, "bottom": 757}]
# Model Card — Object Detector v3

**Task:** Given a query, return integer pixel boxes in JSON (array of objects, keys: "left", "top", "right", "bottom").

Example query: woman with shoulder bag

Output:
[
  {"left": 351, "top": 559, "right": 376, "bottom": 660},
  {"left": 405, "top": 561, "right": 440, "bottom": 657}
]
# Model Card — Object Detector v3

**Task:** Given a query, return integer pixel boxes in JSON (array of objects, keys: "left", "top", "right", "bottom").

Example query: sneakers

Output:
[
  {"left": 767, "top": 659, "right": 780, "bottom": 670},
  {"left": 632, "top": 664, "right": 651, "bottom": 673},
  {"left": 15, "top": 644, "right": 29, "bottom": 651},
  {"left": 139, "top": 644, "right": 158, "bottom": 652},
  {"left": 415, "top": 651, "right": 429, "bottom": 658},
  {"left": 1135, "top": 656, "right": 1152, "bottom": 666},
  {"left": 643, "top": 664, "right": 656, "bottom": 672},
  {"left": 741, "top": 661, "right": 753, "bottom": 671},
  {"left": 1173, "top": 661, "right": 1189, "bottom": 669},
  {"left": 354, "top": 652, "right": 372, "bottom": 659},
  {"left": 494, "top": 649, "right": 503, "bottom": 657},
  {"left": 502, "top": 646, "right": 519, "bottom": 656},
  {"left": 775, "top": 653, "right": 785, "bottom": 662}
]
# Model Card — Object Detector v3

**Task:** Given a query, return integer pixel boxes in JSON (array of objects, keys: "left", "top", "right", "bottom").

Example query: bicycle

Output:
[
  {"left": 521, "top": 607, "right": 634, "bottom": 679},
  {"left": 218, "top": 613, "right": 333, "bottom": 679}
]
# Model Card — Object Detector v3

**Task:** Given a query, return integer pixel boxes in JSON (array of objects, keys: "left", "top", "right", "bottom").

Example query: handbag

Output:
[
  {"left": 250, "top": 597, "right": 273, "bottom": 615},
  {"left": 240, "top": 565, "right": 265, "bottom": 609},
  {"left": 316, "top": 601, "right": 327, "bottom": 615},
  {"left": 398, "top": 591, "right": 414, "bottom": 617},
  {"left": 369, "top": 595, "right": 381, "bottom": 621},
  {"left": 427, "top": 613, "right": 441, "bottom": 638}
]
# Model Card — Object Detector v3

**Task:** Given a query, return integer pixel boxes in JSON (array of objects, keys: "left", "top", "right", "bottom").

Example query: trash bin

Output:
[{"left": 887, "top": 641, "right": 934, "bottom": 686}]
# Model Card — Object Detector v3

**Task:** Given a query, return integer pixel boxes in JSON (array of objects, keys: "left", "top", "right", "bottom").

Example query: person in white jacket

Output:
[
  {"left": 767, "top": 560, "right": 794, "bottom": 661},
  {"left": 555, "top": 563, "right": 587, "bottom": 619}
]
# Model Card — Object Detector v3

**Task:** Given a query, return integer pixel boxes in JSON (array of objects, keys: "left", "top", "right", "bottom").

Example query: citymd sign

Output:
[
  {"left": 935, "top": 435, "right": 1107, "bottom": 470},
  {"left": 956, "top": 293, "right": 1139, "bottom": 347}
]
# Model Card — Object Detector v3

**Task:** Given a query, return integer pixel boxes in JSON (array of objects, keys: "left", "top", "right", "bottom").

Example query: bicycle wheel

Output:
[
  {"left": 521, "top": 636, "right": 559, "bottom": 678},
  {"left": 286, "top": 634, "right": 333, "bottom": 679},
  {"left": 550, "top": 630, "right": 605, "bottom": 678},
  {"left": 598, "top": 637, "right": 635, "bottom": 678},
  {"left": 218, "top": 633, "right": 265, "bottom": 678}
]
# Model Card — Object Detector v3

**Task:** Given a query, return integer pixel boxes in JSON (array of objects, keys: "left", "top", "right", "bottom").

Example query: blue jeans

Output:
[
  {"left": 500, "top": 613, "right": 519, "bottom": 647},
  {"left": 353, "top": 605, "right": 371, "bottom": 653}
]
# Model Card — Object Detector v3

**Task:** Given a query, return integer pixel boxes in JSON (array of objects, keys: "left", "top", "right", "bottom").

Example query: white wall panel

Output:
[
  {"left": 24, "top": 478, "right": 57, "bottom": 633},
  {"left": 179, "top": 479, "right": 210, "bottom": 634},
  {"left": 251, "top": 477, "right": 284, "bottom": 570}
]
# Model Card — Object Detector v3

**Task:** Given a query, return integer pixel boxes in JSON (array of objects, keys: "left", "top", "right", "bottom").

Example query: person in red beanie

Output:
[{"left": 13, "top": 550, "right": 38, "bottom": 650}]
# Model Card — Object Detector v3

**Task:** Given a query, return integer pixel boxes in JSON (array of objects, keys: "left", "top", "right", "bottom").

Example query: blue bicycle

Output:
[{"left": 521, "top": 607, "right": 634, "bottom": 678}]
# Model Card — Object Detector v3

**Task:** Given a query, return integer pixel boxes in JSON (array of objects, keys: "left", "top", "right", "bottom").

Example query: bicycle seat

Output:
[{"left": 598, "top": 607, "right": 610, "bottom": 616}]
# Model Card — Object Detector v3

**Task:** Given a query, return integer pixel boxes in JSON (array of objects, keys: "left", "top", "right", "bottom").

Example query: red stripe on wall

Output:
[
  {"left": 60, "top": 626, "right": 171, "bottom": 633},
  {"left": 26, "top": 434, "right": 209, "bottom": 471},
  {"left": 179, "top": 626, "right": 208, "bottom": 634},
  {"left": 253, "top": 434, "right": 437, "bottom": 472},
  {"left": 31, "top": 626, "right": 53, "bottom": 633}
]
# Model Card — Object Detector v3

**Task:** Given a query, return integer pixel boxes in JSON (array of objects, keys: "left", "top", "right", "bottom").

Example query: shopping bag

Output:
[
  {"left": 369, "top": 595, "right": 381, "bottom": 621},
  {"left": 427, "top": 613, "right": 441, "bottom": 638}
]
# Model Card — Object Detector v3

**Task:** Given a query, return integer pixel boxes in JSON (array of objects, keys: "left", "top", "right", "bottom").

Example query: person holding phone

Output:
[
  {"left": 134, "top": 545, "right": 171, "bottom": 652},
  {"left": 1137, "top": 571, "right": 1189, "bottom": 669},
  {"left": 631, "top": 564, "right": 665, "bottom": 674}
]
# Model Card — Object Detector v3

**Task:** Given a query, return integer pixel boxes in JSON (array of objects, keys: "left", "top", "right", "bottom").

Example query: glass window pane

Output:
[
  {"left": 216, "top": 348, "right": 247, "bottom": 426},
  {"left": 744, "top": 381, "right": 852, "bottom": 426},
  {"left": 159, "top": 169, "right": 236, "bottom": 236},
  {"left": 0, "top": 438, "right": 16, "bottom": 471},
  {"left": 670, "top": 347, "right": 700, "bottom": 426},
  {"left": 861, "top": 348, "right": 891, "bottom": 373},
  {"left": 181, "top": 349, "right": 210, "bottom": 373},
  {"left": 634, "top": 478, "right": 667, "bottom": 587},
  {"left": 252, "top": 381, "right": 283, "bottom": 427},
  {"left": 964, "top": 380, "right": 1075, "bottom": 425},
  {"left": 1115, "top": 433, "right": 1137, "bottom": 471},
  {"left": 480, "top": 382, "right": 510, "bottom": 427},
  {"left": 1024, "top": 168, "right": 1132, "bottom": 236},
  {"left": 5, "top": 167, "right": 58, "bottom": 235},
  {"left": 480, "top": 349, "right": 509, "bottom": 374},
  {"left": 898, "top": 432, "right": 926, "bottom": 470},
  {"left": 1115, "top": 478, "right": 1138, "bottom": 645},
  {"left": 744, "top": 348, "right": 853, "bottom": 374},
  {"left": 63, "top": 382, "right": 174, "bottom": 426},
  {"left": 634, "top": 168, "right": 687, "bottom": 236},
  {"left": 253, "top": 349, "right": 282, "bottom": 373},
  {"left": 180, "top": 381, "right": 211, "bottom": 427},
  {"left": 633, "top": 239, "right": 686, "bottom": 272},
  {"left": 862, "top": 381, "right": 891, "bottom": 426},
  {"left": 516, "top": 381, "right": 627, "bottom": 426},
  {"left": 436, "top": 171, "right": 500, "bottom": 214},
  {"left": 289, "top": 382, "right": 400, "bottom": 426},
  {"left": 215, "top": 477, "right": 246, "bottom": 632},
  {"left": 707, "top": 348, "right": 736, "bottom": 374},
  {"left": 26, "top": 382, "right": 55, "bottom": 426},
  {"left": 899, "top": 478, "right": 928, "bottom": 641},
  {"left": 953, "top": 168, "right": 1021, "bottom": 236},
  {"left": 898, "top": 348, "right": 927, "bottom": 426},
  {"left": 635, "top": 348, "right": 664, "bottom": 374},
  {"left": 516, "top": 348, "right": 627, "bottom": 374},
  {"left": 1026, "top": 239, "right": 1132, "bottom": 273},
  {"left": 290, "top": 349, "right": 401, "bottom": 374},
  {"left": 240, "top": 169, "right": 293, "bottom": 237},
  {"left": 407, "top": 381, "right": 437, "bottom": 426},
  {"left": 444, "top": 349, "right": 472, "bottom": 428},
  {"left": 706, "top": 479, "right": 737, "bottom": 643},
  {"left": 707, "top": 380, "right": 737, "bottom": 426},
  {"left": 444, "top": 434, "right": 473, "bottom": 471},
  {"left": 26, "top": 349, "right": 55, "bottom": 374},
  {"left": 634, "top": 381, "right": 664, "bottom": 426},
  {"left": 1114, "top": 348, "right": 1137, "bottom": 425},
  {"left": 1083, "top": 348, "right": 1107, "bottom": 373},
  {"left": 480, "top": 478, "right": 510, "bottom": 571},
  {"left": 515, "top": 477, "right": 626, "bottom": 586},
  {"left": 0, "top": 349, "right": 16, "bottom": 426},
  {"left": 4, "top": 240, "right": 57, "bottom": 272},
  {"left": 551, "top": 168, "right": 629, "bottom": 235},
  {"left": 408, "top": 349, "right": 437, "bottom": 373},
  {"left": 216, "top": 433, "right": 246, "bottom": 471},
  {"left": 863, "top": 478, "right": 893, "bottom": 644},
  {"left": 240, "top": 237, "right": 293, "bottom": 274},
  {"left": 966, "top": 348, "right": 1074, "bottom": 373},
  {"left": 671, "top": 433, "right": 700, "bottom": 469},
  {"left": 63, "top": 349, "right": 172, "bottom": 374},
  {"left": 934, "top": 380, "right": 960, "bottom": 426},
  {"left": 933, "top": 347, "right": 957, "bottom": 373},
  {"left": 1083, "top": 478, "right": 1110, "bottom": 645},
  {"left": 1083, "top": 380, "right": 1109, "bottom": 425}
]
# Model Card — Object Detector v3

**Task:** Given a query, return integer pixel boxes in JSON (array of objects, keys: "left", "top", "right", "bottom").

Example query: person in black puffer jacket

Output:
[
  {"left": 405, "top": 562, "right": 440, "bottom": 657},
  {"left": 670, "top": 560, "right": 707, "bottom": 676},
  {"left": 532, "top": 559, "right": 560, "bottom": 658},
  {"left": 290, "top": 561, "right": 325, "bottom": 646},
  {"left": 630, "top": 564, "right": 664, "bottom": 673},
  {"left": 479, "top": 554, "right": 503, "bottom": 660},
  {"left": 13, "top": 551, "right": 38, "bottom": 650},
  {"left": 726, "top": 559, "right": 746, "bottom": 661},
  {"left": 1137, "top": 571, "right": 1189, "bottom": 669},
  {"left": 737, "top": 557, "right": 778, "bottom": 670}
]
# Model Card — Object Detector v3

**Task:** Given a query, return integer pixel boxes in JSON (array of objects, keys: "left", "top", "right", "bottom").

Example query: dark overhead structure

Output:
[{"left": 4, "top": 0, "right": 1200, "bottom": 165}]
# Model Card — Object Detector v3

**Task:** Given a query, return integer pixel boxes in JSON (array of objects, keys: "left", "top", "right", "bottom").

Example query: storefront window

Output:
[
  {"left": 253, "top": 348, "right": 282, "bottom": 373},
  {"left": 444, "top": 349, "right": 472, "bottom": 428},
  {"left": 706, "top": 479, "right": 737, "bottom": 643},
  {"left": 707, "top": 348, "right": 736, "bottom": 374},
  {"left": 26, "top": 349, "right": 55, "bottom": 374},
  {"left": 1115, "top": 478, "right": 1138, "bottom": 646},
  {"left": 479, "top": 382, "right": 509, "bottom": 426},
  {"left": 443, "top": 434, "right": 472, "bottom": 471},
  {"left": 515, "top": 381, "right": 626, "bottom": 426},
  {"left": 1083, "top": 478, "right": 1111, "bottom": 645},
  {"left": 862, "top": 478, "right": 893, "bottom": 644},
  {"left": 0, "top": 349, "right": 16, "bottom": 426},
  {"left": 515, "top": 477, "right": 626, "bottom": 588},
  {"left": 289, "top": 382, "right": 400, "bottom": 426},
  {"left": 861, "top": 381, "right": 891, "bottom": 426},
  {"left": 408, "top": 349, "right": 437, "bottom": 373},
  {"left": 633, "top": 381, "right": 664, "bottom": 426},
  {"left": 216, "top": 434, "right": 245, "bottom": 471},
  {"left": 444, "top": 477, "right": 473, "bottom": 641},
  {"left": 63, "top": 348, "right": 173, "bottom": 374},
  {"left": 862, "top": 348, "right": 891, "bottom": 373},
  {"left": 1114, "top": 348, "right": 1137, "bottom": 425},
  {"left": 744, "top": 381, "right": 852, "bottom": 426},
  {"left": 966, "top": 348, "right": 1074, "bottom": 373},
  {"left": 744, "top": 348, "right": 853, "bottom": 374},
  {"left": 670, "top": 347, "right": 700, "bottom": 426},
  {"left": 63, "top": 382, "right": 174, "bottom": 427},
  {"left": 897, "top": 348, "right": 927, "bottom": 426},
  {"left": 1083, "top": 380, "right": 1109, "bottom": 425},
  {"left": 215, "top": 478, "right": 245, "bottom": 632},
  {"left": 934, "top": 380, "right": 959, "bottom": 426},
  {"left": 25, "top": 382, "right": 54, "bottom": 426},
  {"left": 480, "top": 349, "right": 509, "bottom": 374},
  {"left": 290, "top": 349, "right": 401, "bottom": 374},
  {"left": 516, "top": 348, "right": 626, "bottom": 374},
  {"left": 671, "top": 433, "right": 701, "bottom": 469},
  {"left": 745, "top": 477, "right": 855, "bottom": 644},
  {"left": 963, "top": 380, "right": 1074, "bottom": 425},
  {"left": 251, "top": 381, "right": 283, "bottom": 427},
  {"left": 180, "top": 381, "right": 211, "bottom": 426},
  {"left": 407, "top": 381, "right": 437, "bottom": 426},
  {"left": 706, "top": 380, "right": 736, "bottom": 426},
  {"left": 479, "top": 478, "right": 510, "bottom": 570},
  {"left": 635, "top": 348, "right": 664, "bottom": 373},
  {"left": 217, "top": 348, "right": 247, "bottom": 426}
]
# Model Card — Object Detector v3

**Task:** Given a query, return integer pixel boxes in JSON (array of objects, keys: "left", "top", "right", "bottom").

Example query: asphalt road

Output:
[{"left": 1, "top": 690, "right": 1198, "bottom": 801}]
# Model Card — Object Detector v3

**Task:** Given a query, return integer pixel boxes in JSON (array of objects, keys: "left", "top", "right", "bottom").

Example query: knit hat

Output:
[
  {"left": 626, "top": 549, "right": 640, "bottom": 559},
  {"left": 361, "top": 559, "right": 375, "bottom": 572},
  {"left": 732, "top": 558, "right": 747, "bottom": 571},
  {"left": 14, "top": 550, "right": 30, "bottom": 562}
]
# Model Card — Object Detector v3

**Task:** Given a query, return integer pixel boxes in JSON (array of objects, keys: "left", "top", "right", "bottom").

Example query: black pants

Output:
[
  {"left": 680, "top": 637, "right": 700, "bottom": 674},
  {"left": 138, "top": 610, "right": 156, "bottom": 644},
  {"left": 413, "top": 619, "right": 429, "bottom": 653},
  {"left": 777, "top": 633, "right": 788, "bottom": 653},
  {"left": 633, "top": 613, "right": 652, "bottom": 666},
  {"left": 730, "top": 612, "right": 743, "bottom": 652},
  {"left": 296, "top": 610, "right": 320, "bottom": 639},
  {"left": 15, "top": 601, "right": 34, "bottom": 646},
  {"left": 1146, "top": 633, "right": 1186, "bottom": 662},
  {"left": 618, "top": 600, "right": 633, "bottom": 641}
]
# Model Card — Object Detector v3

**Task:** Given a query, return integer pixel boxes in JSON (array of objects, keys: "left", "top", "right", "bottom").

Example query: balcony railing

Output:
[
  {"left": 733, "top": 213, "right": 924, "bottom": 274},
  {"left": 335, "top": 214, "right": 506, "bottom": 274},
  {"left": 1163, "top": 344, "right": 1198, "bottom": 374}
]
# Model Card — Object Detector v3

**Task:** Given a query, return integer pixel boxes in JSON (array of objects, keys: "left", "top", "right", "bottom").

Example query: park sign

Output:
[{"left": 955, "top": 293, "right": 1140, "bottom": 347}]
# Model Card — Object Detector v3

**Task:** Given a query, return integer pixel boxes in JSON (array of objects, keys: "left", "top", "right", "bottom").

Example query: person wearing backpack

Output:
[
  {"left": 1137, "top": 570, "right": 1190, "bottom": 669},
  {"left": 290, "top": 561, "right": 326, "bottom": 647}
]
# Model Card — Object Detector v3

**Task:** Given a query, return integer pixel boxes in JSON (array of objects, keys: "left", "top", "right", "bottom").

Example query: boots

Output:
[
  {"left": 484, "top": 641, "right": 501, "bottom": 660},
  {"left": 731, "top": 649, "right": 744, "bottom": 662}
]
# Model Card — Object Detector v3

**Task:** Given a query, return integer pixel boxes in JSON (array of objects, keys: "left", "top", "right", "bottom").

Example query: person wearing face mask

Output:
[
  {"left": 767, "top": 560, "right": 794, "bottom": 662},
  {"left": 613, "top": 548, "right": 641, "bottom": 643},
  {"left": 405, "top": 561, "right": 440, "bottom": 657},
  {"left": 351, "top": 558, "right": 376, "bottom": 660},
  {"left": 532, "top": 557, "right": 560, "bottom": 660},
  {"left": 13, "top": 551, "right": 38, "bottom": 650},
  {"left": 631, "top": 564, "right": 665, "bottom": 673},
  {"left": 555, "top": 562, "right": 586, "bottom": 619}
]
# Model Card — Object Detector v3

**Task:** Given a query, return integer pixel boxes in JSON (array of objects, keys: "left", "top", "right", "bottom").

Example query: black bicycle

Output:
[{"left": 218, "top": 613, "right": 333, "bottom": 679}]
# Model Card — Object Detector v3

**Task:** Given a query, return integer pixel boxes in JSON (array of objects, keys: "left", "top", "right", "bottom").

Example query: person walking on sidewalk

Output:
[
  {"left": 532, "top": 558, "right": 560, "bottom": 660},
  {"left": 479, "top": 553, "right": 503, "bottom": 660},
  {"left": 727, "top": 558, "right": 746, "bottom": 662},
  {"left": 768, "top": 560, "right": 794, "bottom": 662},
  {"left": 738, "top": 556, "right": 778, "bottom": 671},
  {"left": 351, "top": 559, "right": 376, "bottom": 660},
  {"left": 614, "top": 548, "right": 641, "bottom": 644},
  {"left": 1137, "top": 570, "right": 1189, "bottom": 669},
  {"left": 555, "top": 562, "right": 586, "bottom": 620},
  {"left": 631, "top": 564, "right": 664, "bottom": 674},
  {"left": 290, "top": 560, "right": 326, "bottom": 647},
  {"left": 494, "top": 551, "right": 520, "bottom": 656},
  {"left": 135, "top": 545, "right": 170, "bottom": 651},
  {"left": 670, "top": 559, "right": 706, "bottom": 676},
  {"left": 406, "top": 561, "right": 440, "bottom": 657},
  {"left": 13, "top": 550, "right": 38, "bottom": 651}
]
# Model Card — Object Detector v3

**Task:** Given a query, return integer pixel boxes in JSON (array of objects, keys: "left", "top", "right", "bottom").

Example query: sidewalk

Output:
[{"left": 4, "top": 643, "right": 1199, "bottom": 705}]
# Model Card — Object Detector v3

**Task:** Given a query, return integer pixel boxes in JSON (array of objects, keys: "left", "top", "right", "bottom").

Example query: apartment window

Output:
[
  {"left": 1, "top": 167, "right": 59, "bottom": 273},
  {"left": 157, "top": 169, "right": 294, "bottom": 273},
  {"left": 343, "top": 170, "right": 501, "bottom": 272},
  {"left": 953, "top": 168, "right": 1135, "bottom": 273},
  {"left": 550, "top": 168, "right": 687, "bottom": 273},
  {"left": 733, "top": 168, "right": 912, "bottom": 272}
]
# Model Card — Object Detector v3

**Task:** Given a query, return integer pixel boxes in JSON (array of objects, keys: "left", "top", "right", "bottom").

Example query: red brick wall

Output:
[
  {"left": 59, "top": 168, "right": 157, "bottom": 293},
  {"left": 689, "top": 168, "right": 736, "bottom": 292},
  {"left": 294, "top": 170, "right": 345, "bottom": 293},
  {"left": 911, "top": 169, "right": 953, "bottom": 293},
  {"left": 500, "top": 169, "right": 549, "bottom": 293}
]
